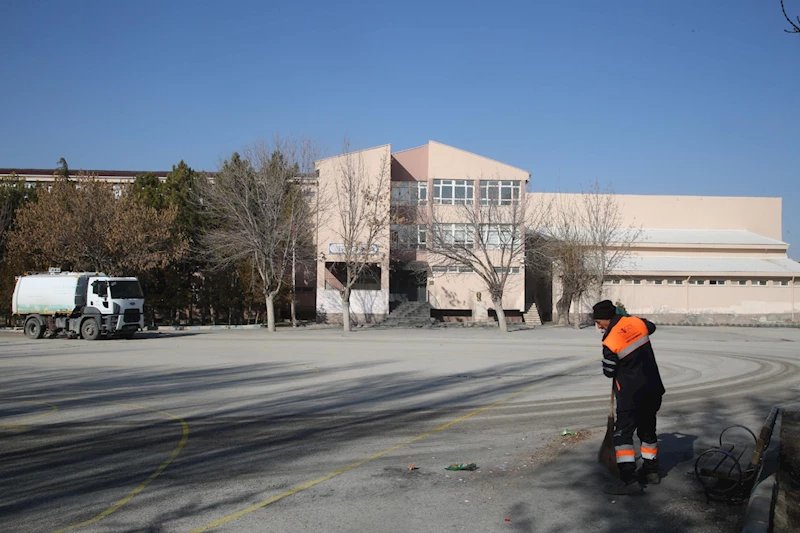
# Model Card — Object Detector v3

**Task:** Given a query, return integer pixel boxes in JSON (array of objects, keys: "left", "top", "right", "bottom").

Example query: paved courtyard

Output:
[{"left": 1, "top": 326, "right": 799, "bottom": 532}]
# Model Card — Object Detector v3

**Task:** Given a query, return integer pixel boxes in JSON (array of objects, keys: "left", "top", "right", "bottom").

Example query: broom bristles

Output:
[{"left": 598, "top": 415, "right": 619, "bottom": 476}]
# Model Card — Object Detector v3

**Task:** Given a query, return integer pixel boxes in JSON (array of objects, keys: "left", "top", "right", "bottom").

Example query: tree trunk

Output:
[
  {"left": 342, "top": 287, "right": 351, "bottom": 332},
  {"left": 492, "top": 298, "right": 509, "bottom": 332},
  {"left": 291, "top": 237, "right": 298, "bottom": 327},
  {"left": 556, "top": 293, "right": 572, "bottom": 325},
  {"left": 265, "top": 291, "right": 276, "bottom": 332},
  {"left": 573, "top": 293, "right": 584, "bottom": 329}
]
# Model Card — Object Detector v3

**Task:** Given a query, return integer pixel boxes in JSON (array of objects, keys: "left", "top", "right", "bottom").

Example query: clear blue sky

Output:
[{"left": 1, "top": 1, "right": 798, "bottom": 256}]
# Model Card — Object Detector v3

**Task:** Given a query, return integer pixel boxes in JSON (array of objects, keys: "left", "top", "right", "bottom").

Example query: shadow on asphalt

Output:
[
  {"left": 0, "top": 356, "right": 569, "bottom": 530},
  {"left": 500, "top": 395, "right": 783, "bottom": 533},
  {"left": 658, "top": 432, "right": 698, "bottom": 480},
  {"left": 0, "top": 343, "right": 793, "bottom": 532}
]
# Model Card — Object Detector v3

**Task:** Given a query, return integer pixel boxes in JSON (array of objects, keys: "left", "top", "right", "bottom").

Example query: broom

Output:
[{"left": 598, "top": 382, "right": 619, "bottom": 477}]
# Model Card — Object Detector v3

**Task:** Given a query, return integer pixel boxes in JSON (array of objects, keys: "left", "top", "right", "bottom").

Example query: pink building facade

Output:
[{"left": 311, "top": 143, "right": 800, "bottom": 325}]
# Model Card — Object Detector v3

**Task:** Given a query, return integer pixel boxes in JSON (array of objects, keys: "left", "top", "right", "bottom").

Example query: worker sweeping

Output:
[{"left": 593, "top": 300, "right": 665, "bottom": 495}]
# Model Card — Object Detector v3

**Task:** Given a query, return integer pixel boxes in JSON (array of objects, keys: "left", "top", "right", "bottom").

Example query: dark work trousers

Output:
[{"left": 614, "top": 394, "right": 663, "bottom": 482}]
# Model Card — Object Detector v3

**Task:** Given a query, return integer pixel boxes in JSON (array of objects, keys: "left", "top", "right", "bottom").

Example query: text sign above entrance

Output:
[{"left": 328, "top": 243, "right": 380, "bottom": 255}]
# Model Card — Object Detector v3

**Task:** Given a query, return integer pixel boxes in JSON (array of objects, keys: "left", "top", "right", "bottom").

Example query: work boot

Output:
[
  {"left": 603, "top": 479, "right": 644, "bottom": 495},
  {"left": 645, "top": 472, "right": 660, "bottom": 485}
]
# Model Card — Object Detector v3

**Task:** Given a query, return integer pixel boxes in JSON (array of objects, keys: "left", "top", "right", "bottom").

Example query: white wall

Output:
[{"left": 317, "top": 289, "right": 390, "bottom": 317}]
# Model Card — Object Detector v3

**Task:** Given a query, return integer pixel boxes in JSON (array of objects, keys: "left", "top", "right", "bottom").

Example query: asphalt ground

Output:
[{"left": 1, "top": 325, "right": 798, "bottom": 533}]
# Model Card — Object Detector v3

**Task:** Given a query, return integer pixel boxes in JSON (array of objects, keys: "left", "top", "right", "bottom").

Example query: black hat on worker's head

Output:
[{"left": 592, "top": 300, "right": 616, "bottom": 320}]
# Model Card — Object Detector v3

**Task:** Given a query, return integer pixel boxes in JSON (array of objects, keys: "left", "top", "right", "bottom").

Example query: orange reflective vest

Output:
[
  {"left": 601, "top": 315, "right": 665, "bottom": 405},
  {"left": 602, "top": 316, "right": 651, "bottom": 360}
]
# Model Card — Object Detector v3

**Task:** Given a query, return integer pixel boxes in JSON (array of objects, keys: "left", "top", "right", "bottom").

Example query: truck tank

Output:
[{"left": 12, "top": 273, "right": 96, "bottom": 315}]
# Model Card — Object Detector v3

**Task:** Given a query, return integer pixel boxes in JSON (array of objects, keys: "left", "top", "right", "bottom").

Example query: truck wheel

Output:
[
  {"left": 24, "top": 318, "right": 44, "bottom": 339},
  {"left": 81, "top": 318, "right": 100, "bottom": 341}
]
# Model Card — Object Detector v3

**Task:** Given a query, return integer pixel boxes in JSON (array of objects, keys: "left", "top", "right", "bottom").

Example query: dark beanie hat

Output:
[{"left": 593, "top": 300, "right": 616, "bottom": 320}]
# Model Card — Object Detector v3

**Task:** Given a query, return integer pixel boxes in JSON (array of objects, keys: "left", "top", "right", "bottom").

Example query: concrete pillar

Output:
[{"left": 473, "top": 293, "right": 488, "bottom": 322}]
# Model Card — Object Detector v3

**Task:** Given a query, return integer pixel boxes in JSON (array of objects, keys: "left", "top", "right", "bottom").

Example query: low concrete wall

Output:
[
  {"left": 648, "top": 313, "right": 800, "bottom": 327},
  {"left": 774, "top": 407, "right": 800, "bottom": 532},
  {"left": 558, "top": 312, "right": 800, "bottom": 328},
  {"left": 316, "top": 313, "right": 388, "bottom": 325}
]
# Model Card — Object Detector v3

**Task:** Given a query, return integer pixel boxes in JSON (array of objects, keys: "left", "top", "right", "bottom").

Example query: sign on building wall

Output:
[{"left": 328, "top": 243, "right": 380, "bottom": 255}]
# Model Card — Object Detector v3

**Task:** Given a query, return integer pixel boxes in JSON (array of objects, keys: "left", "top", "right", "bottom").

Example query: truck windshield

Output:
[{"left": 109, "top": 280, "right": 144, "bottom": 299}]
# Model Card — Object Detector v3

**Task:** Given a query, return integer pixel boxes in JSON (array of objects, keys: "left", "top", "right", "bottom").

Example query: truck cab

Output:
[{"left": 85, "top": 276, "right": 145, "bottom": 338}]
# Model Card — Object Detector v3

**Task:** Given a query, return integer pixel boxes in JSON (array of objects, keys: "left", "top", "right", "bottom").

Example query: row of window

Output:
[
  {"left": 604, "top": 278, "right": 792, "bottom": 287},
  {"left": 391, "top": 180, "right": 522, "bottom": 206},
  {"left": 431, "top": 266, "right": 521, "bottom": 275},
  {"left": 391, "top": 224, "right": 521, "bottom": 250}
]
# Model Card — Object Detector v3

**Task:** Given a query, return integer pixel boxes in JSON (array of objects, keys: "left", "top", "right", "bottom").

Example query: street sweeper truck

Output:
[{"left": 12, "top": 269, "right": 144, "bottom": 340}]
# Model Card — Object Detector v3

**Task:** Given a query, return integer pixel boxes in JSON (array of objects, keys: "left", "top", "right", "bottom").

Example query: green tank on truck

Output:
[{"left": 12, "top": 271, "right": 145, "bottom": 340}]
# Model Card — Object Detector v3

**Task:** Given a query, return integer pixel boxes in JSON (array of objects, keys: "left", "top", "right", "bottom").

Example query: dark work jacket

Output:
[{"left": 601, "top": 314, "right": 665, "bottom": 410}]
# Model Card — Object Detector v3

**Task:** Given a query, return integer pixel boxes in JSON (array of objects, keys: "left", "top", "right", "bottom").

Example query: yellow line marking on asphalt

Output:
[
  {"left": 53, "top": 402, "right": 190, "bottom": 533},
  {"left": 0, "top": 401, "right": 58, "bottom": 429},
  {"left": 189, "top": 357, "right": 599, "bottom": 532}
]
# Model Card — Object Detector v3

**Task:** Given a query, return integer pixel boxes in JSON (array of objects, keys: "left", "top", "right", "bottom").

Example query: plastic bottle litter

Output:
[{"left": 445, "top": 462, "right": 478, "bottom": 471}]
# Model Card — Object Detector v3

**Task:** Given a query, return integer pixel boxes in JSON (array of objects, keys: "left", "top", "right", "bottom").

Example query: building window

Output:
[
  {"left": 632, "top": 279, "right": 642, "bottom": 285},
  {"left": 480, "top": 180, "right": 521, "bottom": 205},
  {"left": 391, "top": 225, "right": 426, "bottom": 250},
  {"left": 433, "top": 223, "right": 474, "bottom": 248},
  {"left": 667, "top": 279, "right": 684, "bottom": 286},
  {"left": 646, "top": 279, "right": 663, "bottom": 285},
  {"left": 751, "top": 280, "right": 768, "bottom": 286},
  {"left": 774, "top": 280, "right": 790, "bottom": 287},
  {"left": 733, "top": 280, "right": 748, "bottom": 286},
  {"left": 493, "top": 267, "right": 521, "bottom": 274},
  {"left": 604, "top": 278, "right": 622, "bottom": 285},
  {"left": 391, "top": 182, "right": 427, "bottom": 206},
  {"left": 688, "top": 280, "right": 706, "bottom": 286},
  {"left": 709, "top": 280, "right": 726, "bottom": 286},
  {"left": 480, "top": 224, "right": 521, "bottom": 249},
  {"left": 433, "top": 179, "right": 474, "bottom": 205},
  {"left": 325, "top": 263, "right": 382, "bottom": 291},
  {"left": 432, "top": 265, "right": 473, "bottom": 275}
]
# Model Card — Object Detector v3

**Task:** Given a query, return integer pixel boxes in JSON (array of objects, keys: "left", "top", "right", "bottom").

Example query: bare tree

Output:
[
  {"left": 324, "top": 142, "right": 391, "bottom": 332},
  {"left": 542, "top": 183, "right": 640, "bottom": 326},
  {"left": 197, "top": 137, "right": 317, "bottom": 332},
  {"left": 424, "top": 179, "right": 550, "bottom": 332},
  {"left": 540, "top": 194, "right": 595, "bottom": 326},
  {"left": 782, "top": 0, "right": 800, "bottom": 33},
  {"left": 583, "top": 181, "right": 642, "bottom": 300}
]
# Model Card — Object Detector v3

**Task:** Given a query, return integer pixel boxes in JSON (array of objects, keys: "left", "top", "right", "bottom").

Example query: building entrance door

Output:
[{"left": 390, "top": 270, "right": 427, "bottom": 302}]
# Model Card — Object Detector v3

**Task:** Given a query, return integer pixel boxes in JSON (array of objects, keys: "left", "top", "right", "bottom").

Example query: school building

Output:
[{"left": 4, "top": 141, "right": 799, "bottom": 325}]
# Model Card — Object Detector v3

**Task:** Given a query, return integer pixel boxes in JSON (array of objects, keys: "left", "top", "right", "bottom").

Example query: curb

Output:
[
  {"left": 655, "top": 323, "right": 800, "bottom": 329},
  {"left": 741, "top": 474, "right": 777, "bottom": 533}
]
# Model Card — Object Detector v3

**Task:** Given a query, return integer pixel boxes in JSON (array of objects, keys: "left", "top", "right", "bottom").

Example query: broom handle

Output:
[{"left": 609, "top": 382, "right": 615, "bottom": 417}]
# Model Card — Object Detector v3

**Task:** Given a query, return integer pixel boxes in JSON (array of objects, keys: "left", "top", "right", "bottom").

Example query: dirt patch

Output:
[{"left": 528, "top": 429, "right": 597, "bottom": 469}]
